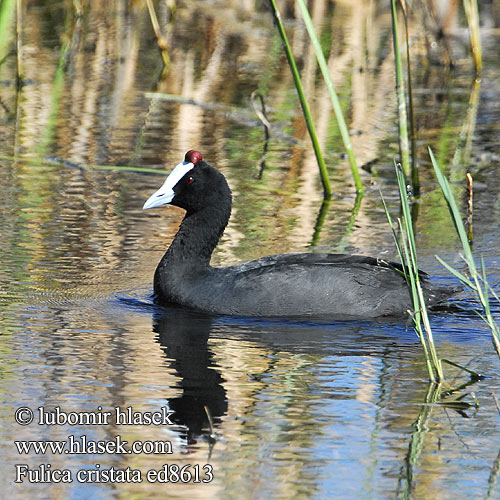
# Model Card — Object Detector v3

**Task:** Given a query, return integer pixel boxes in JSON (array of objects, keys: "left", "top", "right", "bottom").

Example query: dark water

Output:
[{"left": 1, "top": 1, "right": 500, "bottom": 499}]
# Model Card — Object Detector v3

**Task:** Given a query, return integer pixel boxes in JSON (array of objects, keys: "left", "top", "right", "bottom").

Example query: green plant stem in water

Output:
[
  {"left": 15, "top": 0, "right": 22, "bottom": 85},
  {"left": 267, "top": 0, "right": 331, "bottom": 199},
  {"left": 382, "top": 164, "right": 443, "bottom": 382},
  {"left": 295, "top": 0, "right": 362, "bottom": 194},
  {"left": 400, "top": 1, "right": 419, "bottom": 194},
  {"left": 398, "top": 218, "right": 437, "bottom": 382},
  {"left": 430, "top": 148, "right": 500, "bottom": 359},
  {"left": 390, "top": 0, "right": 411, "bottom": 180},
  {"left": 395, "top": 164, "right": 443, "bottom": 381}
]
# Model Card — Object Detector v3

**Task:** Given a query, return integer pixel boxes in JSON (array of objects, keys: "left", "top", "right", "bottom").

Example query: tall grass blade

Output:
[
  {"left": 429, "top": 148, "right": 500, "bottom": 358},
  {"left": 397, "top": 163, "right": 443, "bottom": 381},
  {"left": 295, "top": 0, "right": 363, "bottom": 194},
  {"left": 435, "top": 256, "right": 475, "bottom": 290},
  {"left": 430, "top": 148, "right": 473, "bottom": 261},
  {"left": 382, "top": 166, "right": 443, "bottom": 382},
  {"left": 267, "top": 0, "right": 332, "bottom": 199},
  {"left": 397, "top": 218, "right": 436, "bottom": 383}
]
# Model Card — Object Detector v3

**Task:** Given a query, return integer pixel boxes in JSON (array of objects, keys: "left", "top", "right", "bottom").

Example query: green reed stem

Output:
[
  {"left": 390, "top": 0, "right": 411, "bottom": 181},
  {"left": 396, "top": 164, "right": 442, "bottom": 381},
  {"left": 429, "top": 148, "right": 500, "bottom": 359},
  {"left": 15, "top": 0, "right": 22, "bottom": 85},
  {"left": 268, "top": 0, "right": 331, "bottom": 199},
  {"left": 398, "top": 217, "right": 437, "bottom": 383},
  {"left": 463, "top": 0, "right": 482, "bottom": 74},
  {"left": 400, "top": 1, "right": 419, "bottom": 195},
  {"left": 295, "top": 0, "right": 362, "bottom": 194},
  {"left": 382, "top": 163, "right": 443, "bottom": 382}
]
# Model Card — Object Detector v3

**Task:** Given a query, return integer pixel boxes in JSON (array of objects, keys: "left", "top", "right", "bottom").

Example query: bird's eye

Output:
[{"left": 187, "top": 176, "right": 194, "bottom": 185}]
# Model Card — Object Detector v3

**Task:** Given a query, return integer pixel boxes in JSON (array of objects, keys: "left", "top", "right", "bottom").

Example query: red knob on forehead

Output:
[{"left": 185, "top": 150, "right": 203, "bottom": 165}]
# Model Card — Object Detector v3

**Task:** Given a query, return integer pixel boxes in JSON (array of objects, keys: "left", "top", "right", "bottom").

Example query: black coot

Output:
[{"left": 143, "top": 150, "right": 454, "bottom": 318}]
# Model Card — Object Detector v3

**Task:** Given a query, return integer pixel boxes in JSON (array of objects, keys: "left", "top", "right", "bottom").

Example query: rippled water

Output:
[{"left": 1, "top": 1, "right": 500, "bottom": 499}]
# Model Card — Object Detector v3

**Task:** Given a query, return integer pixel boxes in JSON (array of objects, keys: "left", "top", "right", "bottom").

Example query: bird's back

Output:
[{"left": 156, "top": 253, "right": 455, "bottom": 318}]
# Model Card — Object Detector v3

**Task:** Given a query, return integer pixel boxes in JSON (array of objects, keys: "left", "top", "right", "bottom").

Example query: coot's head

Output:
[{"left": 143, "top": 150, "right": 231, "bottom": 213}]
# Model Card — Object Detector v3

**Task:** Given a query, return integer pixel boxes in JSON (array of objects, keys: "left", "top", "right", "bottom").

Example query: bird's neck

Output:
[{"left": 163, "top": 202, "right": 231, "bottom": 271}]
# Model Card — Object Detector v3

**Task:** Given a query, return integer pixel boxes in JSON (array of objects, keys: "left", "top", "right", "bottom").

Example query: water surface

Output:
[{"left": 1, "top": 1, "right": 499, "bottom": 499}]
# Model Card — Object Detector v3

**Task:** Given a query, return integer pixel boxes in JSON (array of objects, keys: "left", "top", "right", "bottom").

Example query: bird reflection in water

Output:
[{"left": 153, "top": 309, "right": 227, "bottom": 445}]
